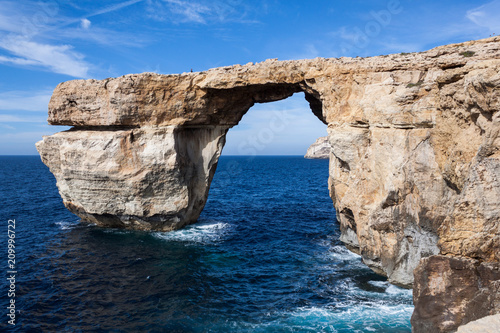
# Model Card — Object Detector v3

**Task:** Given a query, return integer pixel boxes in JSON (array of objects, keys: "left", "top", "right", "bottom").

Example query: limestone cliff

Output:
[
  {"left": 304, "top": 136, "right": 330, "bottom": 159},
  {"left": 37, "top": 37, "right": 500, "bottom": 332}
]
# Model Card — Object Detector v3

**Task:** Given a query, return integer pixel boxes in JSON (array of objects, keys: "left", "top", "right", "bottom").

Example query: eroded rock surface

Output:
[
  {"left": 412, "top": 255, "right": 500, "bottom": 332},
  {"left": 456, "top": 314, "right": 500, "bottom": 333},
  {"left": 37, "top": 37, "right": 500, "bottom": 331},
  {"left": 304, "top": 136, "right": 330, "bottom": 159},
  {"left": 38, "top": 126, "right": 226, "bottom": 231}
]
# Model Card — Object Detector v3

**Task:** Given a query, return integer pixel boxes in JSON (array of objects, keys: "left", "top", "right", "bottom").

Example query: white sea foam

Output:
[
  {"left": 386, "top": 284, "right": 413, "bottom": 297},
  {"left": 368, "top": 281, "right": 388, "bottom": 289},
  {"left": 329, "top": 245, "right": 361, "bottom": 261},
  {"left": 286, "top": 303, "right": 413, "bottom": 331},
  {"left": 367, "top": 281, "right": 413, "bottom": 297},
  {"left": 154, "top": 220, "right": 230, "bottom": 244},
  {"left": 54, "top": 221, "right": 78, "bottom": 230}
]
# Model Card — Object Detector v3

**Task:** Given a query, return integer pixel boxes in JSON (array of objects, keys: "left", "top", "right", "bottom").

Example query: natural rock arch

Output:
[
  {"left": 41, "top": 72, "right": 327, "bottom": 230},
  {"left": 37, "top": 38, "right": 500, "bottom": 332}
]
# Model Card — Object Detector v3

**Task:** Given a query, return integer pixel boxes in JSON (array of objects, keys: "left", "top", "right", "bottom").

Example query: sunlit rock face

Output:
[
  {"left": 37, "top": 126, "right": 227, "bottom": 231},
  {"left": 37, "top": 37, "right": 500, "bottom": 332},
  {"left": 304, "top": 136, "right": 330, "bottom": 159}
]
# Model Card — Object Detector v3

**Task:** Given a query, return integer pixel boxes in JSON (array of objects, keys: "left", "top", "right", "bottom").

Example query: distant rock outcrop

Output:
[
  {"left": 304, "top": 136, "right": 330, "bottom": 159},
  {"left": 37, "top": 37, "right": 500, "bottom": 332}
]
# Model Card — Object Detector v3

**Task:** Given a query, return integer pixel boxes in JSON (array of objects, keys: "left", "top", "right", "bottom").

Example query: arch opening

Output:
[
  {"left": 197, "top": 81, "right": 326, "bottom": 128},
  {"left": 221, "top": 91, "right": 327, "bottom": 156}
]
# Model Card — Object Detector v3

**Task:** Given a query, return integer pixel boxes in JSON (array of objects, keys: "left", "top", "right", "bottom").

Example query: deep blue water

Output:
[{"left": 0, "top": 156, "right": 413, "bottom": 332}]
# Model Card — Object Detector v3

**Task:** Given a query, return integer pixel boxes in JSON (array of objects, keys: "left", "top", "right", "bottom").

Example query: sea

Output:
[{"left": 0, "top": 155, "right": 413, "bottom": 332}]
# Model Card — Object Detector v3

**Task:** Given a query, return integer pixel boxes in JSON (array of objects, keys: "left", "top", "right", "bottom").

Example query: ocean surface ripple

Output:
[{"left": 0, "top": 156, "right": 412, "bottom": 332}]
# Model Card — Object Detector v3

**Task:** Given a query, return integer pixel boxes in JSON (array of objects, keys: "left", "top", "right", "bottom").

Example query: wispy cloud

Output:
[
  {"left": 0, "top": 35, "right": 89, "bottom": 77},
  {"left": 0, "top": 0, "right": 89, "bottom": 77},
  {"left": 0, "top": 0, "right": 146, "bottom": 77},
  {"left": 0, "top": 90, "right": 52, "bottom": 112},
  {"left": 0, "top": 1, "right": 44, "bottom": 35},
  {"left": 146, "top": 0, "right": 256, "bottom": 24},
  {"left": 0, "top": 55, "right": 39, "bottom": 66},
  {"left": 87, "top": 0, "right": 145, "bottom": 18},
  {"left": 329, "top": 26, "right": 363, "bottom": 43},
  {"left": 47, "top": 0, "right": 146, "bottom": 34},
  {"left": 164, "top": 0, "right": 210, "bottom": 23},
  {"left": 327, "top": 1, "right": 496, "bottom": 58},
  {"left": 0, "top": 1, "right": 64, "bottom": 37},
  {"left": 466, "top": 0, "right": 500, "bottom": 32}
]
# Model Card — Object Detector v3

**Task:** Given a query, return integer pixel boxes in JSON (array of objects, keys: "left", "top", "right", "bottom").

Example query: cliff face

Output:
[
  {"left": 38, "top": 126, "right": 226, "bottom": 231},
  {"left": 305, "top": 136, "right": 330, "bottom": 159},
  {"left": 37, "top": 37, "right": 500, "bottom": 332}
]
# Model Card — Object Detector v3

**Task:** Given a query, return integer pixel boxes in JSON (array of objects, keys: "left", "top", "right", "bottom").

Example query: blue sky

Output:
[{"left": 0, "top": 0, "right": 499, "bottom": 155}]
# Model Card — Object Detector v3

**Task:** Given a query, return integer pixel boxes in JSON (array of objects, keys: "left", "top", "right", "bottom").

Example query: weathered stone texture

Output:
[
  {"left": 37, "top": 37, "right": 500, "bottom": 332},
  {"left": 412, "top": 255, "right": 500, "bottom": 332},
  {"left": 304, "top": 136, "right": 330, "bottom": 159},
  {"left": 37, "top": 126, "right": 227, "bottom": 231}
]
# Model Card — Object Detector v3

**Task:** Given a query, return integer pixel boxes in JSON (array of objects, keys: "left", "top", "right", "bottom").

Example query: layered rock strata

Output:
[
  {"left": 37, "top": 37, "right": 500, "bottom": 332},
  {"left": 39, "top": 126, "right": 227, "bottom": 231},
  {"left": 304, "top": 136, "right": 330, "bottom": 159}
]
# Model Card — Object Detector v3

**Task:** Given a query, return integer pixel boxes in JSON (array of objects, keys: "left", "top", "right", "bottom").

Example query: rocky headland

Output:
[
  {"left": 37, "top": 37, "right": 500, "bottom": 332},
  {"left": 304, "top": 136, "right": 330, "bottom": 159}
]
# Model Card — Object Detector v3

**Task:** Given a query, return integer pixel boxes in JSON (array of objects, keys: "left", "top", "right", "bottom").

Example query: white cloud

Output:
[
  {"left": 0, "top": 0, "right": 147, "bottom": 77},
  {"left": 146, "top": 0, "right": 254, "bottom": 24},
  {"left": 166, "top": 0, "right": 210, "bottom": 23},
  {"left": 466, "top": 0, "right": 500, "bottom": 32},
  {"left": 81, "top": 18, "right": 91, "bottom": 29},
  {"left": 147, "top": 0, "right": 210, "bottom": 23},
  {"left": 0, "top": 35, "right": 89, "bottom": 77},
  {"left": 22, "top": 0, "right": 145, "bottom": 35},
  {"left": 0, "top": 90, "right": 52, "bottom": 111},
  {"left": 0, "top": 1, "right": 49, "bottom": 36},
  {"left": 88, "top": 0, "right": 145, "bottom": 18},
  {"left": 330, "top": 26, "right": 362, "bottom": 42},
  {"left": 0, "top": 13, "right": 24, "bottom": 35},
  {"left": 0, "top": 2, "right": 88, "bottom": 77},
  {"left": 0, "top": 55, "right": 40, "bottom": 66}
]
